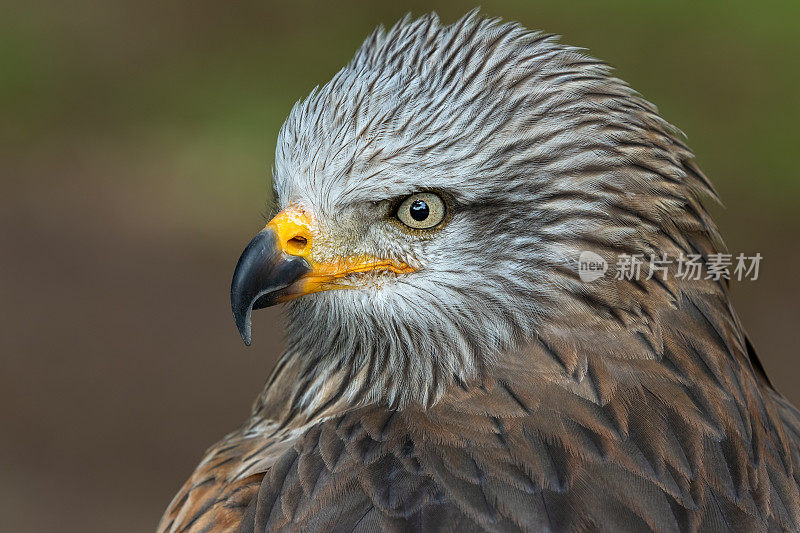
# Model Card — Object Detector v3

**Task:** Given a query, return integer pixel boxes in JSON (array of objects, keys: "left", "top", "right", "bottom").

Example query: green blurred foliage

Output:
[{"left": 2, "top": 0, "right": 798, "bottom": 234}]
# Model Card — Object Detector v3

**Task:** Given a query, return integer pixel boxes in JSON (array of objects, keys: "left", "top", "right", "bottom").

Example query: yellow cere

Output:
[{"left": 265, "top": 206, "right": 416, "bottom": 299}]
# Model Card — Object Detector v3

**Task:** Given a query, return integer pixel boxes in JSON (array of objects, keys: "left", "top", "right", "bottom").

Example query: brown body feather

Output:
[{"left": 160, "top": 285, "right": 800, "bottom": 532}]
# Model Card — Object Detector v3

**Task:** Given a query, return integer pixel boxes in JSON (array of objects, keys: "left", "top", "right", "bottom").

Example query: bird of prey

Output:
[{"left": 159, "top": 12, "right": 800, "bottom": 532}]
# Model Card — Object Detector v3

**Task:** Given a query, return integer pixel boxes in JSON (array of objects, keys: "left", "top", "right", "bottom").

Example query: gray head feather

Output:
[{"left": 265, "top": 11, "right": 722, "bottom": 411}]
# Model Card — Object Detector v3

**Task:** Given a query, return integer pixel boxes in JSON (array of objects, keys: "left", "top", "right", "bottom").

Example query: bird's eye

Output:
[{"left": 396, "top": 192, "right": 446, "bottom": 230}]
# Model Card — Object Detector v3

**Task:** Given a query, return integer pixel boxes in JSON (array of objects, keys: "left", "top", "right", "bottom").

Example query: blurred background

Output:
[{"left": 1, "top": 0, "right": 798, "bottom": 531}]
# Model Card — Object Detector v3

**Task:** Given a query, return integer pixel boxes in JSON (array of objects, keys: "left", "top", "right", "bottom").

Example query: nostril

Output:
[{"left": 287, "top": 236, "right": 308, "bottom": 253}]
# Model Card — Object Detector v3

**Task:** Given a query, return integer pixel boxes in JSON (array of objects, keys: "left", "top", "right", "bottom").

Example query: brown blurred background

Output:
[{"left": 1, "top": 1, "right": 798, "bottom": 531}]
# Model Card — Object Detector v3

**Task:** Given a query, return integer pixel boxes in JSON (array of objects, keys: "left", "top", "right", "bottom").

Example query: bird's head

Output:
[{"left": 231, "top": 12, "right": 721, "bottom": 407}]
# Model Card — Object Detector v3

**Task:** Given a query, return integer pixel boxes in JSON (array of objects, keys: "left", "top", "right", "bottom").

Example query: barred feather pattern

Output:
[{"left": 159, "top": 11, "right": 800, "bottom": 532}]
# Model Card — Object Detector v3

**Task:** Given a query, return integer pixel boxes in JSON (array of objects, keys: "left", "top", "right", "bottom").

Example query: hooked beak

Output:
[
  {"left": 230, "top": 228, "right": 311, "bottom": 346},
  {"left": 231, "top": 206, "right": 415, "bottom": 345}
]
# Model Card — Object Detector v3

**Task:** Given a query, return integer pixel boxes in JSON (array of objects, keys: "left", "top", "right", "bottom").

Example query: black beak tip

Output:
[
  {"left": 231, "top": 289, "right": 252, "bottom": 345},
  {"left": 230, "top": 229, "right": 311, "bottom": 346}
]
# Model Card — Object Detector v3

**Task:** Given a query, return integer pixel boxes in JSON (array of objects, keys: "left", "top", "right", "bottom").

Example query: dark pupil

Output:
[{"left": 409, "top": 200, "right": 429, "bottom": 221}]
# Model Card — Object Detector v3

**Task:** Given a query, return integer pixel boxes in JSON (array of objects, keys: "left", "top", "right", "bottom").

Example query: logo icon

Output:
[{"left": 578, "top": 251, "right": 608, "bottom": 282}]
